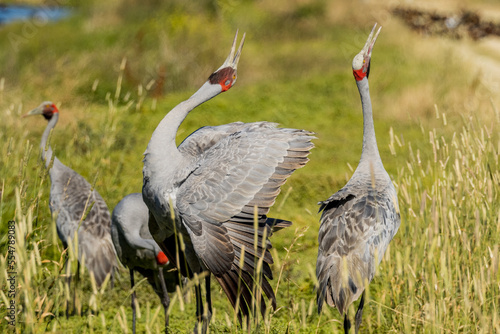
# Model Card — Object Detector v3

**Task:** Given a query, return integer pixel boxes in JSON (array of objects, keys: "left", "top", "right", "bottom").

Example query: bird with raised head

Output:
[
  {"left": 24, "top": 101, "right": 117, "bottom": 316},
  {"left": 142, "top": 31, "right": 315, "bottom": 332},
  {"left": 316, "top": 24, "right": 401, "bottom": 334}
]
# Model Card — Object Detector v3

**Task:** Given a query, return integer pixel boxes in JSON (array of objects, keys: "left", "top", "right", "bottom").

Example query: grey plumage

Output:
[
  {"left": 111, "top": 193, "right": 180, "bottom": 334},
  {"left": 316, "top": 24, "right": 400, "bottom": 333},
  {"left": 25, "top": 102, "right": 117, "bottom": 288},
  {"left": 142, "top": 32, "right": 314, "bottom": 331},
  {"left": 111, "top": 193, "right": 179, "bottom": 291}
]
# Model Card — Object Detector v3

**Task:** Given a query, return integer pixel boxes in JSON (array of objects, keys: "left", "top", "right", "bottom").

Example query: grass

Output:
[{"left": 1, "top": 0, "right": 499, "bottom": 332}]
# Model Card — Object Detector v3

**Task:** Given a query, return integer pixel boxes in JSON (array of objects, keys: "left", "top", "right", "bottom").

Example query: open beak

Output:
[
  {"left": 363, "top": 23, "right": 382, "bottom": 62},
  {"left": 22, "top": 105, "right": 44, "bottom": 118},
  {"left": 218, "top": 30, "right": 246, "bottom": 71}
]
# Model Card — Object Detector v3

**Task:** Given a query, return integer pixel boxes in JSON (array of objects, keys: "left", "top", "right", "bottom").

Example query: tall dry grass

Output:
[
  {"left": 1, "top": 81, "right": 499, "bottom": 334},
  {"left": 0, "top": 0, "right": 499, "bottom": 332}
]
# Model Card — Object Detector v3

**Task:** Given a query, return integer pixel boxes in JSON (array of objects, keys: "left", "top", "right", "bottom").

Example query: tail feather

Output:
[
  {"left": 266, "top": 218, "right": 292, "bottom": 232},
  {"left": 79, "top": 234, "right": 117, "bottom": 288},
  {"left": 316, "top": 259, "right": 367, "bottom": 316}
]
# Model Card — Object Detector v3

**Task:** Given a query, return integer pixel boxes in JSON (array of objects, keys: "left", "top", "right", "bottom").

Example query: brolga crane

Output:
[
  {"left": 316, "top": 24, "right": 401, "bottom": 334},
  {"left": 111, "top": 193, "right": 181, "bottom": 334},
  {"left": 24, "top": 102, "right": 117, "bottom": 316},
  {"left": 142, "top": 31, "right": 315, "bottom": 332}
]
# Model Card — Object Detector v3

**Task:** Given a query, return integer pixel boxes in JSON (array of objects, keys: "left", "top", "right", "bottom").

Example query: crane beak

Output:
[
  {"left": 363, "top": 23, "right": 382, "bottom": 61},
  {"left": 218, "top": 30, "right": 246, "bottom": 71},
  {"left": 22, "top": 105, "right": 44, "bottom": 118}
]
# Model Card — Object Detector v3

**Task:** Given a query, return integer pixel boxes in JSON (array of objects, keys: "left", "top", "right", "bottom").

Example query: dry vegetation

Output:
[{"left": 0, "top": 0, "right": 499, "bottom": 333}]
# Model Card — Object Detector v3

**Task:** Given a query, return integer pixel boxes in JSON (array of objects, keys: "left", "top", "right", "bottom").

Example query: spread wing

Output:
[
  {"left": 178, "top": 121, "right": 252, "bottom": 157},
  {"left": 176, "top": 121, "right": 314, "bottom": 317},
  {"left": 316, "top": 181, "right": 400, "bottom": 314}
]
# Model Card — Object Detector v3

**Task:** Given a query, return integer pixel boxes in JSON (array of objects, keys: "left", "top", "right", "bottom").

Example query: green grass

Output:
[{"left": 1, "top": 0, "right": 499, "bottom": 333}]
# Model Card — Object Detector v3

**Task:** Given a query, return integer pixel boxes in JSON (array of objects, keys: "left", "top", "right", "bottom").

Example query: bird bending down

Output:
[
  {"left": 24, "top": 102, "right": 117, "bottom": 315},
  {"left": 316, "top": 24, "right": 401, "bottom": 334},
  {"left": 142, "top": 32, "right": 315, "bottom": 332},
  {"left": 111, "top": 193, "right": 181, "bottom": 334}
]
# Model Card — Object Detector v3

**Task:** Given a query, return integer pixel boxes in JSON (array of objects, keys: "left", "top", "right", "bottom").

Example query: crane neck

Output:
[
  {"left": 41, "top": 113, "right": 58, "bottom": 169},
  {"left": 356, "top": 77, "right": 382, "bottom": 168},
  {"left": 144, "top": 81, "right": 222, "bottom": 170}
]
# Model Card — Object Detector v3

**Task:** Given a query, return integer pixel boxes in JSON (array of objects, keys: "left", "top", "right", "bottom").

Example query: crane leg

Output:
[
  {"left": 354, "top": 292, "right": 365, "bottom": 334},
  {"left": 193, "top": 274, "right": 211, "bottom": 334},
  {"left": 73, "top": 261, "right": 80, "bottom": 316},
  {"left": 205, "top": 274, "right": 212, "bottom": 327},
  {"left": 130, "top": 269, "right": 137, "bottom": 334},
  {"left": 64, "top": 254, "right": 71, "bottom": 319},
  {"left": 158, "top": 267, "right": 170, "bottom": 334},
  {"left": 344, "top": 313, "right": 351, "bottom": 334},
  {"left": 194, "top": 279, "right": 204, "bottom": 334}
]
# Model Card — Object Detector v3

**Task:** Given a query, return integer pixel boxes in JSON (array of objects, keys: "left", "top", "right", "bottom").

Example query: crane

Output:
[
  {"left": 316, "top": 24, "right": 401, "bottom": 334},
  {"left": 24, "top": 102, "right": 117, "bottom": 316},
  {"left": 142, "top": 31, "right": 315, "bottom": 332},
  {"left": 111, "top": 193, "right": 181, "bottom": 334}
]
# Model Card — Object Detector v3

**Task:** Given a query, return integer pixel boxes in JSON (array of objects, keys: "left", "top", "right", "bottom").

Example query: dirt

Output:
[{"left": 392, "top": 1, "right": 500, "bottom": 103}]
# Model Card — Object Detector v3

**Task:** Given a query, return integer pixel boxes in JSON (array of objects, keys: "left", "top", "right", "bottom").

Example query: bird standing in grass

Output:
[
  {"left": 316, "top": 24, "right": 401, "bottom": 334},
  {"left": 24, "top": 102, "right": 117, "bottom": 316},
  {"left": 111, "top": 193, "right": 180, "bottom": 334},
  {"left": 142, "top": 31, "right": 315, "bottom": 332}
]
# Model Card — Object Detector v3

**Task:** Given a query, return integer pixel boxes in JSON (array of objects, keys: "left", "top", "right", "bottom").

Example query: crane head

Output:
[
  {"left": 352, "top": 23, "right": 381, "bottom": 81},
  {"left": 23, "top": 101, "right": 59, "bottom": 120},
  {"left": 156, "top": 251, "right": 169, "bottom": 265},
  {"left": 208, "top": 30, "right": 245, "bottom": 92}
]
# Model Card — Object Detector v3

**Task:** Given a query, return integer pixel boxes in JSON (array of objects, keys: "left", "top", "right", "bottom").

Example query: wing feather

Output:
[
  {"left": 316, "top": 180, "right": 400, "bottom": 314},
  {"left": 50, "top": 164, "right": 117, "bottom": 287},
  {"left": 173, "top": 122, "right": 314, "bottom": 319}
]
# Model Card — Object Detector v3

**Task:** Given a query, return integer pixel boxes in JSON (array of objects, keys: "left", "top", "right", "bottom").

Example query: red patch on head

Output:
[
  {"left": 353, "top": 68, "right": 366, "bottom": 81},
  {"left": 156, "top": 251, "right": 169, "bottom": 265},
  {"left": 42, "top": 104, "right": 59, "bottom": 120},
  {"left": 208, "top": 67, "right": 236, "bottom": 92}
]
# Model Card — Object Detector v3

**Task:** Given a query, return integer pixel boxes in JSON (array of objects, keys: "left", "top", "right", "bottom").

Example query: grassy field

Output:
[{"left": 1, "top": 0, "right": 499, "bottom": 333}]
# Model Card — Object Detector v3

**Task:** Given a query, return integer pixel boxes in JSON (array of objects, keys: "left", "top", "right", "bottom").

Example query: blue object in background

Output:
[{"left": 0, "top": 5, "right": 71, "bottom": 25}]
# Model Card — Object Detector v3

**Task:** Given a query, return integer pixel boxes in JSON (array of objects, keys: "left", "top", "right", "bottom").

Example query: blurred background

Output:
[{"left": 0, "top": 0, "right": 499, "bottom": 333}]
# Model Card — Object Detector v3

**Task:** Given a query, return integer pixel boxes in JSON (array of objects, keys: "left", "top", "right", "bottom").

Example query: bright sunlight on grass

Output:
[{"left": 1, "top": 0, "right": 499, "bottom": 333}]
